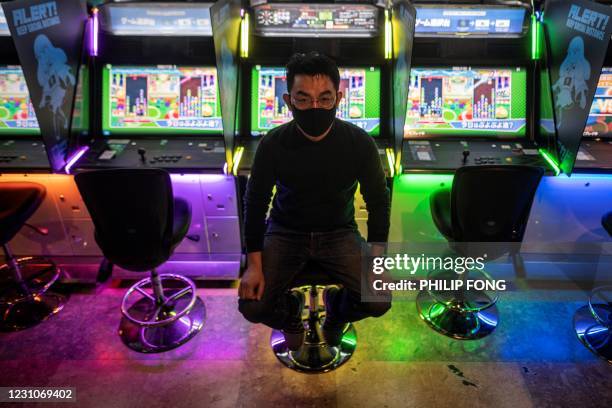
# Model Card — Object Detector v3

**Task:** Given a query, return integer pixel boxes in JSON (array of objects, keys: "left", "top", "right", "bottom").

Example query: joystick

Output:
[
  {"left": 138, "top": 148, "right": 146, "bottom": 163},
  {"left": 462, "top": 149, "right": 470, "bottom": 165}
]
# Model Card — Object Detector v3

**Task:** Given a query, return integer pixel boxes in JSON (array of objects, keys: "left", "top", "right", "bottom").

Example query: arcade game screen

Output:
[
  {"left": 583, "top": 67, "right": 612, "bottom": 138},
  {"left": 0, "top": 66, "right": 39, "bottom": 135},
  {"left": 102, "top": 65, "right": 223, "bottom": 135},
  {"left": 404, "top": 67, "right": 527, "bottom": 138},
  {"left": 251, "top": 66, "right": 381, "bottom": 136}
]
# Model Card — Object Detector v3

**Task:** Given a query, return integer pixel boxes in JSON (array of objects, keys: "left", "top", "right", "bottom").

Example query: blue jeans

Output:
[{"left": 238, "top": 221, "right": 391, "bottom": 330}]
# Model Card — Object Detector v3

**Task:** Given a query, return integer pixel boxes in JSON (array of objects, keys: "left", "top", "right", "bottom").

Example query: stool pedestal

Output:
[
  {"left": 119, "top": 270, "right": 206, "bottom": 353},
  {"left": 270, "top": 285, "right": 356, "bottom": 373},
  {"left": 574, "top": 285, "right": 612, "bottom": 363},
  {"left": 416, "top": 269, "right": 499, "bottom": 340}
]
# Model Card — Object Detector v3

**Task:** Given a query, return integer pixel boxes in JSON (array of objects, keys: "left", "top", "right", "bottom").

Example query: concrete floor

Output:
[{"left": 0, "top": 282, "right": 610, "bottom": 408}]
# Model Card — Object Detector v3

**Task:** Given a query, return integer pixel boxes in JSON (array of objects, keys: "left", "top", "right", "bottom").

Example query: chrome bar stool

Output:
[
  {"left": 418, "top": 165, "right": 543, "bottom": 339},
  {"left": 0, "top": 182, "right": 67, "bottom": 331},
  {"left": 75, "top": 169, "right": 205, "bottom": 353},
  {"left": 270, "top": 265, "right": 356, "bottom": 373},
  {"left": 574, "top": 212, "right": 612, "bottom": 363}
]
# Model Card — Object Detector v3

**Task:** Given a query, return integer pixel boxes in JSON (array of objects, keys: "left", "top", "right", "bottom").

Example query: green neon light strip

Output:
[
  {"left": 531, "top": 15, "right": 538, "bottom": 60},
  {"left": 538, "top": 149, "right": 561, "bottom": 175}
]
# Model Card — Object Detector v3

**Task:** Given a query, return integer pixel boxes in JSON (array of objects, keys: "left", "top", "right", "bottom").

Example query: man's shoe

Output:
[
  {"left": 322, "top": 286, "right": 346, "bottom": 347},
  {"left": 282, "top": 289, "right": 305, "bottom": 351}
]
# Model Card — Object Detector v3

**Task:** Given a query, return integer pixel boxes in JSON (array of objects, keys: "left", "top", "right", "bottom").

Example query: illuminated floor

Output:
[{"left": 0, "top": 284, "right": 610, "bottom": 408}]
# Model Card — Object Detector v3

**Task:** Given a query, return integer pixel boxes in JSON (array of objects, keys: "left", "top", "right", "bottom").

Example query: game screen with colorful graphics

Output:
[
  {"left": 102, "top": 65, "right": 222, "bottom": 135},
  {"left": 0, "top": 66, "right": 40, "bottom": 135},
  {"left": 251, "top": 66, "right": 381, "bottom": 136},
  {"left": 404, "top": 67, "right": 527, "bottom": 138},
  {"left": 583, "top": 67, "right": 612, "bottom": 138}
]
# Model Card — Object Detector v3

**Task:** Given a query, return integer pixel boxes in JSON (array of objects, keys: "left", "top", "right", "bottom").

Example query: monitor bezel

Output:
[
  {"left": 101, "top": 64, "right": 223, "bottom": 137},
  {"left": 403, "top": 64, "right": 530, "bottom": 141},
  {"left": 0, "top": 65, "right": 40, "bottom": 136},
  {"left": 582, "top": 66, "right": 612, "bottom": 140}
]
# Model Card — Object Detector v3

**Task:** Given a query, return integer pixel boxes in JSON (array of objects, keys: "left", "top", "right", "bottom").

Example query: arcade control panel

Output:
[
  {"left": 402, "top": 140, "right": 548, "bottom": 172},
  {"left": 574, "top": 139, "right": 612, "bottom": 173},
  {"left": 236, "top": 138, "right": 393, "bottom": 176},
  {"left": 77, "top": 138, "right": 226, "bottom": 171},
  {"left": 0, "top": 139, "right": 51, "bottom": 171}
]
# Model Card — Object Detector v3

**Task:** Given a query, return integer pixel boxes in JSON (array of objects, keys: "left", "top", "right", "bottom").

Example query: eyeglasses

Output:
[{"left": 291, "top": 94, "right": 337, "bottom": 110}]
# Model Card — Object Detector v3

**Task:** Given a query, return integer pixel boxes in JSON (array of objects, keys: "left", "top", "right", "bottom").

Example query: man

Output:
[{"left": 239, "top": 52, "right": 391, "bottom": 351}]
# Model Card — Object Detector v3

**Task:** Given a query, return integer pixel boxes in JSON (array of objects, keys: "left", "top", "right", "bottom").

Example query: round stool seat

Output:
[
  {"left": 290, "top": 267, "right": 338, "bottom": 288},
  {"left": 270, "top": 266, "right": 357, "bottom": 373},
  {"left": 0, "top": 182, "right": 46, "bottom": 245}
]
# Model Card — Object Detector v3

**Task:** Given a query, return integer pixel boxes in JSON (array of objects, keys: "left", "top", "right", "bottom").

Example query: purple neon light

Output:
[
  {"left": 90, "top": 9, "right": 99, "bottom": 57},
  {"left": 64, "top": 146, "right": 89, "bottom": 174}
]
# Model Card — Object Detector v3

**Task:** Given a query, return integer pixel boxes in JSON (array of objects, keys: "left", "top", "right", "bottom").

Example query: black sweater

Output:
[{"left": 243, "top": 119, "right": 390, "bottom": 252}]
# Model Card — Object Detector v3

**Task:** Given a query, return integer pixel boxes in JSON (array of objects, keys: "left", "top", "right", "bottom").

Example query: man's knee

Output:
[
  {"left": 238, "top": 299, "right": 273, "bottom": 324},
  {"left": 361, "top": 300, "right": 391, "bottom": 318}
]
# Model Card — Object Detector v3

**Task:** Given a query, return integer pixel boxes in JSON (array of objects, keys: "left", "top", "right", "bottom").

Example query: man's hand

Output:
[
  {"left": 365, "top": 243, "right": 391, "bottom": 300},
  {"left": 239, "top": 252, "right": 265, "bottom": 300}
]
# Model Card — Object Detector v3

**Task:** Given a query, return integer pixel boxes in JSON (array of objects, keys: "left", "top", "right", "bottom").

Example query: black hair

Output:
[{"left": 285, "top": 52, "right": 340, "bottom": 92}]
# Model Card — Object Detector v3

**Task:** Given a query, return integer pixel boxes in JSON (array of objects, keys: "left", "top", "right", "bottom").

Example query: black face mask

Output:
[{"left": 291, "top": 106, "right": 337, "bottom": 137}]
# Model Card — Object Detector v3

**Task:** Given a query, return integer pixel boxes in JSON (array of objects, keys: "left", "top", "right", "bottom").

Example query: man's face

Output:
[{"left": 282, "top": 74, "right": 343, "bottom": 111}]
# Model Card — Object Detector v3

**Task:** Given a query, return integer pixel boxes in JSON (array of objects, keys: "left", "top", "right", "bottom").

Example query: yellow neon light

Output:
[
  {"left": 240, "top": 12, "right": 250, "bottom": 58},
  {"left": 232, "top": 146, "right": 245, "bottom": 176},
  {"left": 384, "top": 10, "right": 392, "bottom": 60},
  {"left": 385, "top": 148, "right": 395, "bottom": 177}
]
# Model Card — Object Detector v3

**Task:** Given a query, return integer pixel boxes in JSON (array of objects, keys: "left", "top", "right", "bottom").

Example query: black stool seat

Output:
[
  {"left": 77, "top": 169, "right": 192, "bottom": 273},
  {"left": 430, "top": 165, "right": 544, "bottom": 243},
  {"left": 0, "top": 182, "right": 46, "bottom": 245},
  {"left": 430, "top": 188, "right": 452, "bottom": 241},
  {"left": 94, "top": 196, "right": 192, "bottom": 273},
  {"left": 291, "top": 265, "right": 339, "bottom": 288}
]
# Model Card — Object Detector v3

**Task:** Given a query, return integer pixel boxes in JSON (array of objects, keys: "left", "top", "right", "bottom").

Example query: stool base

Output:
[
  {"left": 0, "top": 256, "right": 66, "bottom": 331},
  {"left": 270, "top": 321, "right": 357, "bottom": 373},
  {"left": 0, "top": 292, "right": 67, "bottom": 331},
  {"left": 119, "top": 291, "right": 206, "bottom": 353},
  {"left": 0, "top": 256, "right": 62, "bottom": 303},
  {"left": 416, "top": 289, "right": 499, "bottom": 340},
  {"left": 574, "top": 305, "right": 611, "bottom": 364}
]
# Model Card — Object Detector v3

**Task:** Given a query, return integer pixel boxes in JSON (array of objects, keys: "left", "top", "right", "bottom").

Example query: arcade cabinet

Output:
[
  {"left": 524, "top": 0, "right": 612, "bottom": 256},
  {"left": 401, "top": 2, "right": 548, "bottom": 172},
  {"left": 575, "top": 67, "right": 612, "bottom": 172},
  {"left": 236, "top": 0, "right": 393, "bottom": 234},
  {"left": 0, "top": 13, "right": 48, "bottom": 172},
  {"left": 0, "top": 6, "right": 98, "bottom": 283},
  {"left": 73, "top": 2, "right": 242, "bottom": 279},
  {"left": 390, "top": 1, "right": 554, "bottom": 245}
]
